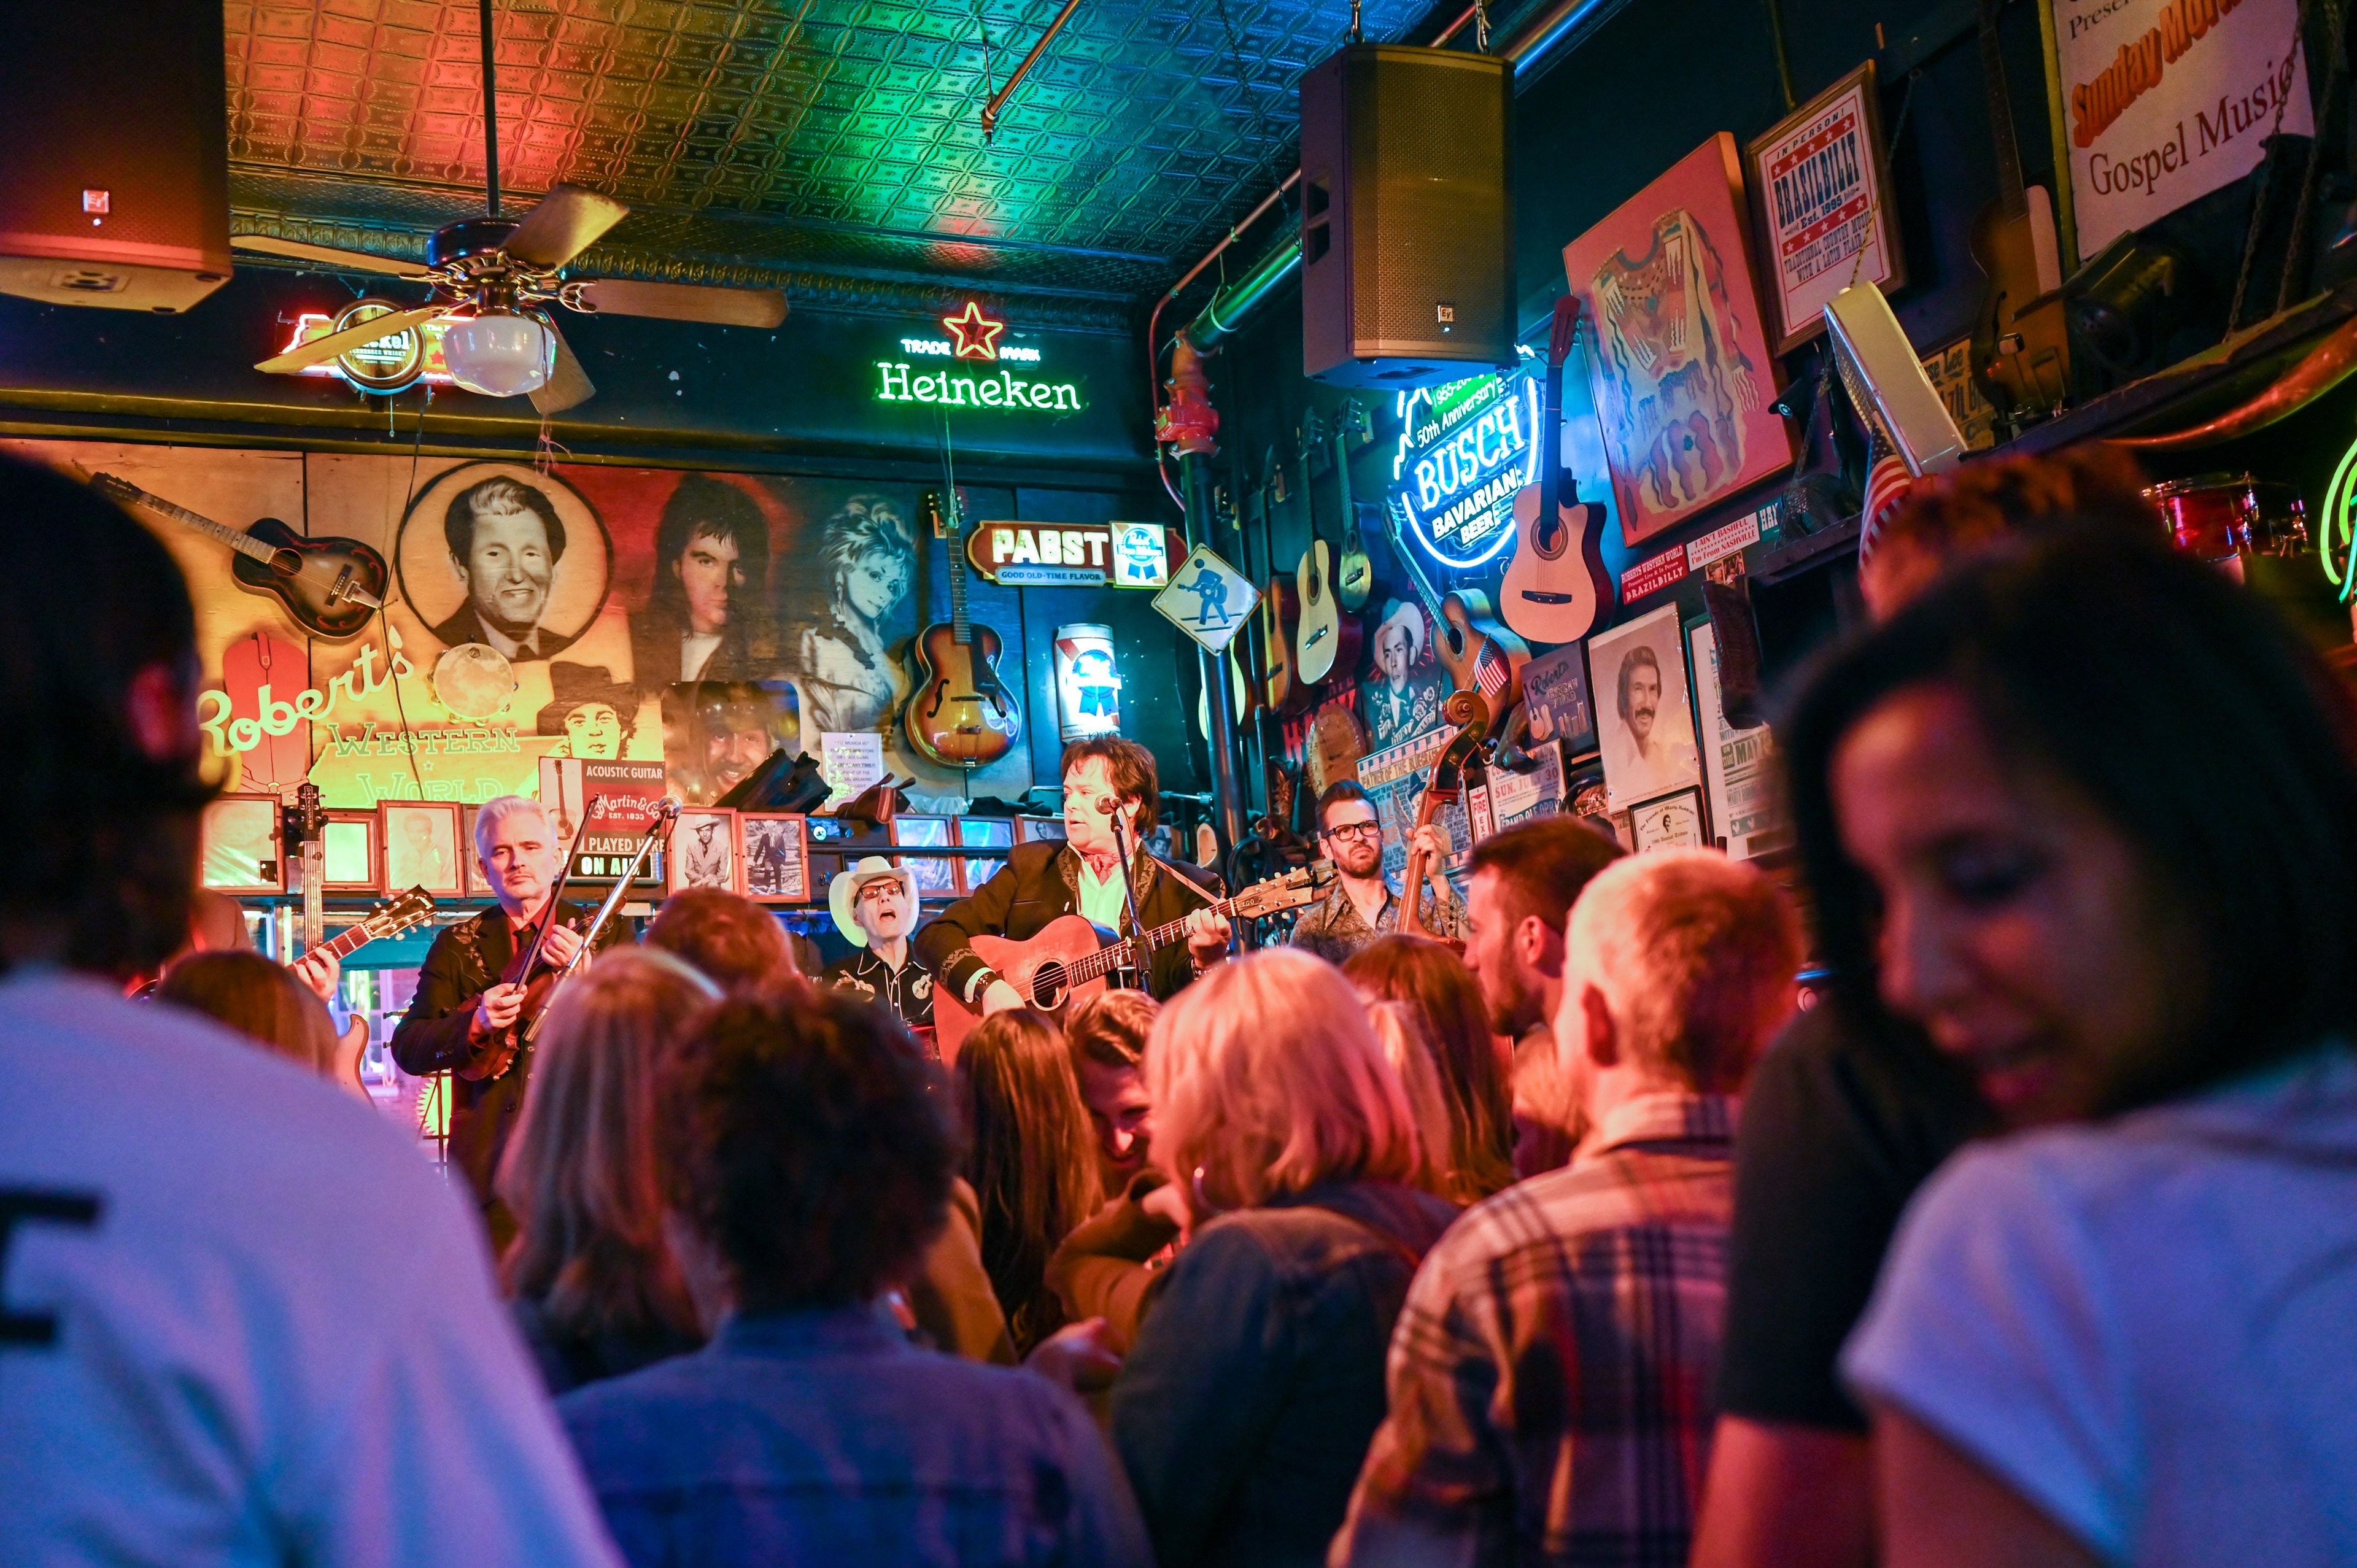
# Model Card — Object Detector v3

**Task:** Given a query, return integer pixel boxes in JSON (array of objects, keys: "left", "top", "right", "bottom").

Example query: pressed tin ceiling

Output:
[{"left": 223, "top": 0, "right": 1434, "bottom": 325}]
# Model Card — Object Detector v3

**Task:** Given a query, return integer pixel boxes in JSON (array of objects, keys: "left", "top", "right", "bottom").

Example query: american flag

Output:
[
  {"left": 1859, "top": 452, "right": 1913, "bottom": 564},
  {"left": 1474, "top": 640, "right": 1512, "bottom": 703}
]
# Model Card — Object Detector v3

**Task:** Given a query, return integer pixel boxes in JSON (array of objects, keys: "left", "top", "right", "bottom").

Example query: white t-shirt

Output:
[
  {"left": 0, "top": 971, "right": 622, "bottom": 1567},
  {"left": 1843, "top": 1045, "right": 2357, "bottom": 1568}
]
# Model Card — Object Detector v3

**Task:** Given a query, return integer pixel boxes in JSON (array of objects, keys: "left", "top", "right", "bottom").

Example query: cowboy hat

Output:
[
  {"left": 1374, "top": 598, "right": 1425, "bottom": 665},
  {"left": 827, "top": 855, "right": 919, "bottom": 948}
]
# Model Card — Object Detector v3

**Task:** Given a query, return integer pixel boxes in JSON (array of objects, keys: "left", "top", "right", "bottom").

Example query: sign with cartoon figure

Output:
[{"left": 1153, "top": 544, "right": 1256, "bottom": 654}]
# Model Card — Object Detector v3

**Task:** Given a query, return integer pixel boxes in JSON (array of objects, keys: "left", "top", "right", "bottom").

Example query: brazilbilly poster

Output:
[
  {"left": 3, "top": 439, "right": 1039, "bottom": 813},
  {"left": 1745, "top": 63, "right": 1904, "bottom": 352},
  {"left": 2053, "top": 0, "right": 2312, "bottom": 261}
]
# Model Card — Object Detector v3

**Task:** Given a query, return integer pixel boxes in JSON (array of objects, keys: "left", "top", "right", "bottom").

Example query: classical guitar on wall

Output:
[
  {"left": 89, "top": 471, "right": 390, "bottom": 640},
  {"left": 1967, "top": 0, "right": 2069, "bottom": 419},
  {"left": 1500, "top": 296, "right": 1616, "bottom": 645},
  {"left": 905, "top": 488, "right": 1021, "bottom": 769}
]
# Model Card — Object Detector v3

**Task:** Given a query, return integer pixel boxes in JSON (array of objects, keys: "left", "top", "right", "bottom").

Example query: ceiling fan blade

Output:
[
  {"left": 502, "top": 183, "right": 630, "bottom": 270},
  {"left": 572, "top": 278, "right": 788, "bottom": 329},
  {"left": 255, "top": 303, "right": 449, "bottom": 374},
  {"left": 232, "top": 234, "right": 426, "bottom": 277},
  {"left": 530, "top": 321, "right": 597, "bottom": 414}
]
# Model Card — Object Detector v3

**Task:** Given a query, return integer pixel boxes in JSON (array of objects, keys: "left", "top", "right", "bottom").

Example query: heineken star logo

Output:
[{"left": 942, "top": 301, "right": 1008, "bottom": 361}]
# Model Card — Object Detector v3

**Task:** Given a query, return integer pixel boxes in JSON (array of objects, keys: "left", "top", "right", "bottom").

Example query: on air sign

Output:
[{"left": 967, "top": 522, "right": 1181, "bottom": 589}]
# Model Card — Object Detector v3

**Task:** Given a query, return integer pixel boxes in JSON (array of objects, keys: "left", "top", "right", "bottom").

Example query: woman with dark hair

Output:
[
  {"left": 955, "top": 1007, "right": 1103, "bottom": 1355},
  {"left": 496, "top": 947, "right": 719, "bottom": 1394},
  {"left": 155, "top": 949, "right": 341, "bottom": 1079},
  {"left": 1777, "top": 530, "right": 2357, "bottom": 1568},
  {"left": 631, "top": 474, "right": 772, "bottom": 689},
  {"left": 1344, "top": 935, "right": 1515, "bottom": 1202}
]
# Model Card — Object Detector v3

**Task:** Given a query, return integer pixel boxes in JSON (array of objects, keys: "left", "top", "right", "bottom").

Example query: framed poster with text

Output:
[{"left": 1744, "top": 62, "right": 1904, "bottom": 352}]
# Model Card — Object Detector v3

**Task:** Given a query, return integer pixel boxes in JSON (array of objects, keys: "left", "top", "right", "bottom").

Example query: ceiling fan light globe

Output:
[{"left": 441, "top": 312, "right": 552, "bottom": 398}]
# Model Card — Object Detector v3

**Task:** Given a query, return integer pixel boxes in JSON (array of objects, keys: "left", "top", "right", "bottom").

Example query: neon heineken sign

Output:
[
  {"left": 1388, "top": 369, "right": 1542, "bottom": 568},
  {"left": 873, "top": 299, "right": 1082, "bottom": 412}
]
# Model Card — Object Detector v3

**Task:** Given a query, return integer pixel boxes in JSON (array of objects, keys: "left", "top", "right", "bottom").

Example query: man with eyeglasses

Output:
[{"left": 1289, "top": 781, "right": 1460, "bottom": 965}]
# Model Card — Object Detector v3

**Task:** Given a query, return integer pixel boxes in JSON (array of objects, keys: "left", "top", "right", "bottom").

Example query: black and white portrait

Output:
[
  {"left": 740, "top": 814, "right": 808, "bottom": 901},
  {"left": 1589, "top": 604, "right": 1703, "bottom": 808},
  {"left": 396, "top": 461, "right": 611, "bottom": 664},
  {"left": 1361, "top": 598, "right": 1445, "bottom": 751},
  {"left": 794, "top": 495, "right": 915, "bottom": 735},
  {"left": 669, "top": 809, "right": 737, "bottom": 894},
  {"left": 631, "top": 474, "right": 772, "bottom": 690}
]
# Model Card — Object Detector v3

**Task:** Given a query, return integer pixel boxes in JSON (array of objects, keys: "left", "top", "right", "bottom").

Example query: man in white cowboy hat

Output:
[
  {"left": 823, "top": 856, "right": 932, "bottom": 1029},
  {"left": 1365, "top": 597, "right": 1444, "bottom": 749}
]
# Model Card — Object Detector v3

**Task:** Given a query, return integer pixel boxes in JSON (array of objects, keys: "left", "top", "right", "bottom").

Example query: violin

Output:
[
  {"left": 1397, "top": 691, "right": 1492, "bottom": 956},
  {"left": 457, "top": 811, "right": 599, "bottom": 1084}
]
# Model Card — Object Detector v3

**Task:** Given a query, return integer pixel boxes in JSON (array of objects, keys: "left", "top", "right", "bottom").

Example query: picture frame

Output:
[
  {"left": 956, "top": 816, "right": 1015, "bottom": 890},
  {"left": 200, "top": 794, "right": 285, "bottom": 896},
  {"left": 1015, "top": 816, "right": 1067, "bottom": 844},
  {"left": 320, "top": 810, "right": 382, "bottom": 895},
  {"left": 1562, "top": 133, "right": 1795, "bottom": 546},
  {"left": 1743, "top": 60, "right": 1905, "bottom": 353},
  {"left": 377, "top": 801, "right": 464, "bottom": 898},
  {"left": 893, "top": 815, "right": 961, "bottom": 898},
  {"left": 1630, "top": 787, "right": 1708, "bottom": 853},
  {"left": 1519, "top": 643, "right": 1597, "bottom": 757},
  {"left": 1588, "top": 603, "right": 1706, "bottom": 809},
  {"left": 667, "top": 808, "right": 739, "bottom": 897},
  {"left": 459, "top": 805, "right": 493, "bottom": 899},
  {"left": 737, "top": 813, "right": 811, "bottom": 903}
]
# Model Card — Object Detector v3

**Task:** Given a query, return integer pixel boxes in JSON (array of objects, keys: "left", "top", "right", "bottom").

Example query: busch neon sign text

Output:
[{"left": 1390, "top": 372, "right": 1542, "bottom": 567}]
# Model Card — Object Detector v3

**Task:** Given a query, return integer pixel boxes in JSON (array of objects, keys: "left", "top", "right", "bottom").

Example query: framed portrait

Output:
[
  {"left": 201, "top": 794, "right": 284, "bottom": 895},
  {"left": 668, "top": 808, "right": 738, "bottom": 896},
  {"left": 737, "top": 813, "right": 810, "bottom": 903},
  {"left": 1015, "top": 816, "right": 1067, "bottom": 844},
  {"left": 1589, "top": 604, "right": 1705, "bottom": 809},
  {"left": 1519, "top": 643, "right": 1597, "bottom": 757},
  {"left": 893, "top": 815, "right": 961, "bottom": 898},
  {"left": 1563, "top": 133, "right": 1795, "bottom": 546},
  {"left": 392, "top": 460, "right": 612, "bottom": 665},
  {"left": 1744, "top": 61, "right": 1905, "bottom": 353},
  {"left": 378, "top": 801, "right": 463, "bottom": 898},
  {"left": 957, "top": 816, "right": 1015, "bottom": 891},
  {"left": 320, "top": 811, "right": 381, "bottom": 895},
  {"left": 1630, "top": 787, "right": 1708, "bottom": 852},
  {"left": 459, "top": 805, "right": 493, "bottom": 898}
]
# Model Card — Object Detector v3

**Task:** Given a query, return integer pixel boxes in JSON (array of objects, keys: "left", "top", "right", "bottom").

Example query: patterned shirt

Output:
[
  {"left": 824, "top": 948, "right": 935, "bottom": 1029},
  {"left": 1332, "top": 1091, "right": 1740, "bottom": 1568},
  {"left": 1288, "top": 878, "right": 1462, "bottom": 967}
]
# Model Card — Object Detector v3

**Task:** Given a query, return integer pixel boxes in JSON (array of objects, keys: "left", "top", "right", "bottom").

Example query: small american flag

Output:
[
  {"left": 1859, "top": 452, "right": 1913, "bottom": 564},
  {"left": 1474, "top": 641, "right": 1511, "bottom": 703}
]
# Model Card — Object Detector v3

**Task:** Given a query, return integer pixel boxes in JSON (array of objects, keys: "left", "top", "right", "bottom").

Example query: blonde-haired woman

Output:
[
  {"left": 1109, "top": 949, "right": 1459, "bottom": 1568},
  {"left": 497, "top": 946, "right": 719, "bottom": 1396}
]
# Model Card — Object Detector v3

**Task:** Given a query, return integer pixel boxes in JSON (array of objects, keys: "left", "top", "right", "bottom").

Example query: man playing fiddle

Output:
[{"left": 391, "top": 794, "right": 624, "bottom": 1245}]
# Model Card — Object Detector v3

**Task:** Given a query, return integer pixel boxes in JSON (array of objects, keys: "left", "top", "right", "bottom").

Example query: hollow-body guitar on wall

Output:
[
  {"left": 905, "top": 488, "right": 1021, "bottom": 768},
  {"left": 1501, "top": 296, "right": 1616, "bottom": 644},
  {"left": 932, "top": 859, "right": 1334, "bottom": 1056},
  {"left": 88, "top": 472, "right": 389, "bottom": 639},
  {"left": 1295, "top": 409, "right": 1366, "bottom": 688}
]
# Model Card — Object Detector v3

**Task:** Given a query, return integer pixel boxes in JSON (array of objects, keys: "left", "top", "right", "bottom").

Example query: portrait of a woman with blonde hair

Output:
[
  {"left": 1108, "top": 949, "right": 1460, "bottom": 1568},
  {"left": 795, "top": 494, "right": 915, "bottom": 734}
]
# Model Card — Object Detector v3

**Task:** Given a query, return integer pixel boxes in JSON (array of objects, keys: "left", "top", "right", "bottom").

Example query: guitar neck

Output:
[
  {"left": 1978, "top": 2, "right": 2026, "bottom": 210},
  {"left": 98, "top": 476, "right": 277, "bottom": 567},
  {"left": 945, "top": 496, "right": 972, "bottom": 644},
  {"left": 317, "top": 918, "right": 389, "bottom": 962},
  {"left": 1065, "top": 881, "right": 1253, "bottom": 986}
]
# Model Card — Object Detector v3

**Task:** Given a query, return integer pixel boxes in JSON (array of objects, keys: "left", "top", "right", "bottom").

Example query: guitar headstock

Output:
[
  {"left": 1336, "top": 400, "right": 1372, "bottom": 448},
  {"left": 1231, "top": 857, "right": 1336, "bottom": 919},
  {"left": 360, "top": 885, "right": 438, "bottom": 942},
  {"left": 1549, "top": 294, "right": 1583, "bottom": 370}
]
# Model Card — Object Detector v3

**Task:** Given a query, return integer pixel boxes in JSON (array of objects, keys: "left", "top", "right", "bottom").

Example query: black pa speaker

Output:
[
  {"left": 1299, "top": 45, "right": 1514, "bottom": 388},
  {"left": 0, "top": 2, "right": 231, "bottom": 313}
]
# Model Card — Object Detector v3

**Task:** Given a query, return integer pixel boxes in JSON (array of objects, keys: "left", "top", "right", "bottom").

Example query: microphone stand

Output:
[
  {"left": 519, "top": 798, "right": 680, "bottom": 1047},
  {"left": 1105, "top": 805, "right": 1150, "bottom": 992}
]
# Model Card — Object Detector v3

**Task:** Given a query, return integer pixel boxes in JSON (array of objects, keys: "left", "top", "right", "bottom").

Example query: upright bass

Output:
[{"left": 1397, "top": 691, "right": 1492, "bottom": 955}]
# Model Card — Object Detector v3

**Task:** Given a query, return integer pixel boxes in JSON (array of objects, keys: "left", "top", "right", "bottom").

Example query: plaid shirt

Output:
[{"left": 1331, "top": 1091, "right": 1738, "bottom": 1568}]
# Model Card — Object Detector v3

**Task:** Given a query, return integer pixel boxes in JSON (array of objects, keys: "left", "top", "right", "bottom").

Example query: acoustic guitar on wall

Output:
[
  {"left": 1500, "top": 296, "right": 1616, "bottom": 645},
  {"left": 1967, "top": 0, "right": 2069, "bottom": 419},
  {"left": 1295, "top": 412, "right": 1366, "bottom": 688},
  {"left": 1384, "top": 500, "right": 1531, "bottom": 726},
  {"left": 88, "top": 471, "right": 390, "bottom": 641},
  {"left": 905, "top": 489, "right": 1021, "bottom": 769}
]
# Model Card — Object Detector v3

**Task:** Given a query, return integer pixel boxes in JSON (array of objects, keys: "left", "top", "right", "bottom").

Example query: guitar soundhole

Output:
[
  {"left": 1030, "top": 962, "right": 1069, "bottom": 1010},
  {"left": 269, "top": 547, "right": 304, "bottom": 577}
]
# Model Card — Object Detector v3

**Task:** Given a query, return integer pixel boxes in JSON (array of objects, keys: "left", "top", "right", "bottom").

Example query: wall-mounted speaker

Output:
[
  {"left": 0, "top": 2, "right": 231, "bottom": 314},
  {"left": 1299, "top": 44, "right": 1514, "bottom": 388}
]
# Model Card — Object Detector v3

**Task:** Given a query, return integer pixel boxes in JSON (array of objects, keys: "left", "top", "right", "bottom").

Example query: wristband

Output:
[{"left": 964, "top": 967, "right": 1000, "bottom": 1005}]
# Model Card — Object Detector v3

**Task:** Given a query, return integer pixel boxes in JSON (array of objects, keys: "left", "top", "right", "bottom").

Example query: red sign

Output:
[{"left": 1619, "top": 544, "right": 1691, "bottom": 602}]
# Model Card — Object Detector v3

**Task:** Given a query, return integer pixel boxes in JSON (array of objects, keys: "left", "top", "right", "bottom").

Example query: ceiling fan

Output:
[{"left": 237, "top": 0, "right": 785, "bottom": 414}]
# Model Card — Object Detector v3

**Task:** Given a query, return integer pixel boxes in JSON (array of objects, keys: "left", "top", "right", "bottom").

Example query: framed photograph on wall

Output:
[
  {"left": 668, "top": 808, "right": 738, "bottom": 895},
  {"left": 738, "top": 813, "right": 810, "bottom": 903},
  {"left": 201, "top": 794, "right": 285, "bottom": 895},
  {"left": 459, "top": 805, "right": 493, "bottom": 898},
  {"left": 1015, "top": 816, "right": 1067, "bottom": 844},
  {"left": 1588, "top": 604, "right": 1705, "bottom": 809},
  {"left": 1630, "top": 787, "right": 1707, "bottom": 852},
  {"left": 1744, "top": 61, "right": 1905, "bottom": 353},
  {"left": 957, "top": 816, "right": 1015, "bottom": 891},
  {"left": 894, "top": 815, "right": 961, "bottom": 898},
  {"left": 379, "top": 801, "right": 463, "bottom": 898},
  {"left": 320, "top": 810, "right": 381, "bottom": 895},
  {"left": 1563, "top": 133, "right": 1795, "bottom": 546},
  {"left": 1519, "top": 643, "right": 1597, "bottom": 757}
]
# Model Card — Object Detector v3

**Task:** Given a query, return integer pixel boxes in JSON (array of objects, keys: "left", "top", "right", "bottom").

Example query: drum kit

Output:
[{"left": 2144, "top": 473, "right": 2311, "bottom": 565}]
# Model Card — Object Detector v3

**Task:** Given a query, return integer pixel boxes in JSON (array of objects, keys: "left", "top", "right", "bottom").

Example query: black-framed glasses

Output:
[{"left": 1321, "top": 821, "right": 1382, "bottom": 843}]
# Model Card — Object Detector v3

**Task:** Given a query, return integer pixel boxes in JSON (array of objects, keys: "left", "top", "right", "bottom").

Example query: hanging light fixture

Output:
[{"left": 438, "top": 311, "right": 552, "bottom": 398}]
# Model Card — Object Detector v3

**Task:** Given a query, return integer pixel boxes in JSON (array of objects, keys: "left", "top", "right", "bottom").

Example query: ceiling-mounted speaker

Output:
[
  {"left": 1299, "top": 44, "right": 1514, "bottom": 388},
  {"left": 0, "top": 1, "right": 231, "bottom": 314}
]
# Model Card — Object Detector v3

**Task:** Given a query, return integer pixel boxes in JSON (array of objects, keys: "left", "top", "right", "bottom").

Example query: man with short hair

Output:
[
  {"left": 1288, "top": 781, "right": 1460, "bottom": 965},
  {"left": 1064, "top": 990, "right": 1158, "bottom": 1192},
  {"left": 1460, "top": 815, "right": 1625, "bottom": 1175},
  {"left": 1334, "top": 849, "right": 1802, "bottom": 1568},
  {"left": 557, "top": 988, "right": 1151, "bottom": 1566},
  {"left": 644, "top": 887, "right": 808, "bottom": 994},
  {"left": 433, "top": 474, "right": 576, "bottom": 660},
  {"left": 0, "top": 457, "right": 620, "bottom": 1564}
]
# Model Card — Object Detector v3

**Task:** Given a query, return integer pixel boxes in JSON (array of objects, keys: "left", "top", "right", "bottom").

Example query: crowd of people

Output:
[{"left": 4, "top": 442, "right": 2355, "bottom": 1568}]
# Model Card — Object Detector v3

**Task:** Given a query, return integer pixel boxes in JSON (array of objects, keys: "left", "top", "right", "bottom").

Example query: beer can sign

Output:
[{"left": 1053, "top": 624, "right": 1122, "bottom": 741}]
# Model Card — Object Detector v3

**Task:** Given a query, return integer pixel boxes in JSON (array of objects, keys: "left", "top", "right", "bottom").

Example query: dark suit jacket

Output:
[
  {"left": 389, "top": 901, "right": 624, "bottom": 1213},
  {"left": 430, "top": 604, "right": 576, "bottom": 661},
  {"left": 913, "top": 840, "right": 1220, "bottom": 1005}
]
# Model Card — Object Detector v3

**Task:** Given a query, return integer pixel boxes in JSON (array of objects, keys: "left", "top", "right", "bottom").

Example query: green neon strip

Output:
[{"left": 2323, "top": 425, "right": 2357, "bottom": 599}]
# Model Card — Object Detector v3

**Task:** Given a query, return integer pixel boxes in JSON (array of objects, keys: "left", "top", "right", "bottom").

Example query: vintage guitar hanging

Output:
[
  {"left": 1501, "top": 297, "right": 1616, "bottom": 644},
  {"left": 300, "top": 884, "right": 439, "bottom": 1094},
  {"left": 90, "top": 472, "right": 389, "bottom": 639},
  {"left": 1331, "top": 402, "right": 1377, "bottom": 612},
  {"left": 1296, "top": 411, "right": 1366, "bottom": 688},
  {"left": 1967, "top": 0, "right": 2069, "bottom": 419},
  {"left": 905, "top": 488, "right": 1021, "bottom": 768},
  {"left": 932, "top": 859, "right": 1335, "bottom": 1055},
  {"left": 1384, "top": 500, "right": 1531, "bottom": 727}
]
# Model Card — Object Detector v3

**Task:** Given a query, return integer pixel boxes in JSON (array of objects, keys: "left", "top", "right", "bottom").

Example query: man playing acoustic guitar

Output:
[{"left": 916, "top": 737, "right": 1232, "bottom": 1013}]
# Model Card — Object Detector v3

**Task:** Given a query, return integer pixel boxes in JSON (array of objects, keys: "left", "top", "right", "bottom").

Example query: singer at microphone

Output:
[
  {"left": 389, "top": 794, "right": 627, "bottom": 1246},
  {"left": 915, "top": 736, "right": 1231, "bottom": 1014}
]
